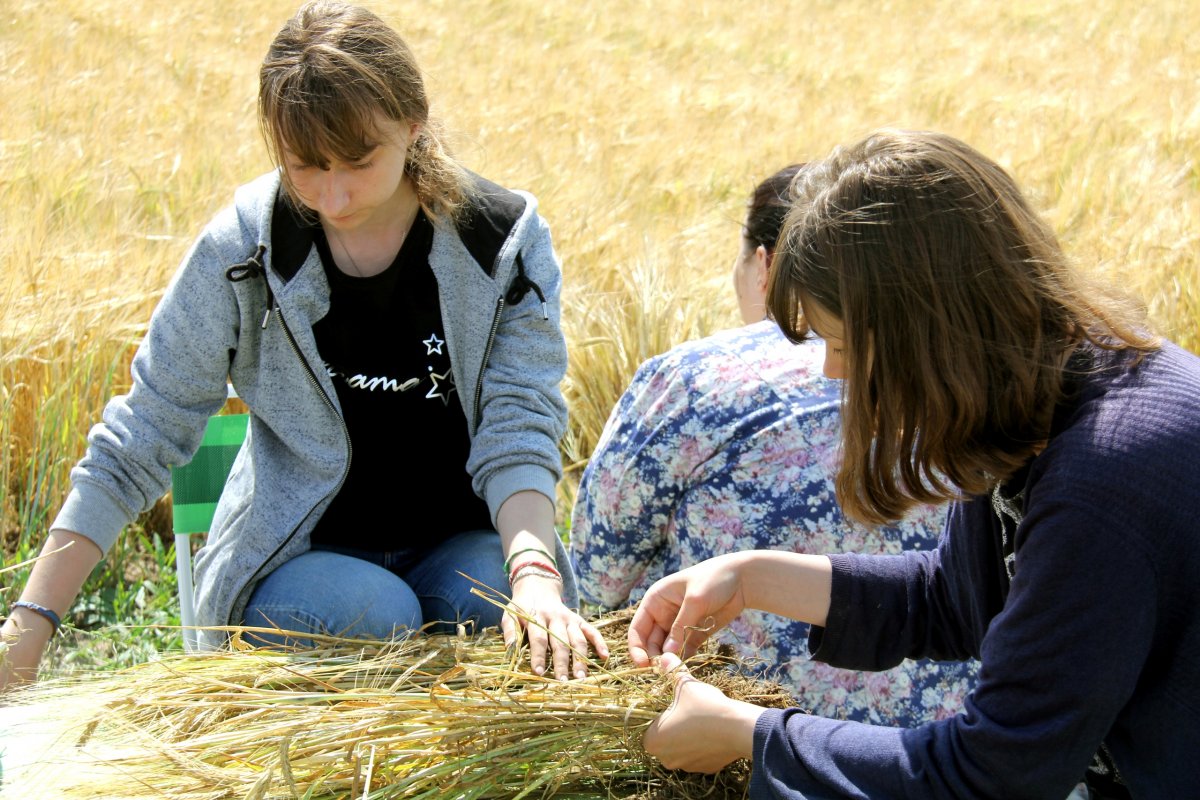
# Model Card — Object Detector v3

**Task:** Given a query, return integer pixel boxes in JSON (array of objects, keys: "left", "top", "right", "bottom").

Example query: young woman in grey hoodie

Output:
[{"left": 2, "top": 0, "right": 607, "bottom": 688}]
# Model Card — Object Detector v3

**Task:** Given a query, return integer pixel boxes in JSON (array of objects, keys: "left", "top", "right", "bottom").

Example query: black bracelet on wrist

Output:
[{"left": 11, "top": 600, "right": 62, "bottom": 633}]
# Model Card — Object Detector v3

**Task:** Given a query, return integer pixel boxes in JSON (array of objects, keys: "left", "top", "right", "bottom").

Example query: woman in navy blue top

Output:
[{"left": 628, "top": 130, "right": 1200, "bottom": 799}]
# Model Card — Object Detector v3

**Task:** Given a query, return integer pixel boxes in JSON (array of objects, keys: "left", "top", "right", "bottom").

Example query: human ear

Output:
[{"left": 754, "top": 245, "right": 771, "bottom": 293}]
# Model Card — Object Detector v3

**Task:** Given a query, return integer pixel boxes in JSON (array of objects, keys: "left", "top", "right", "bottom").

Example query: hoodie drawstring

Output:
[
  {"left": 225, "top": 244, "right": 274, "bottom": 329},
  {"left": 504, "top": 252, "right": 548, "bottom": 320}
]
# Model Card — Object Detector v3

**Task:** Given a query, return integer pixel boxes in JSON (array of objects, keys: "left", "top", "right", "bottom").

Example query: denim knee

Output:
[
  {"left": 242, "top": 550, "right": 422, "bottom": 646},
  {"left": 404, "top": 531, "right": 508, "bottom": 634}
]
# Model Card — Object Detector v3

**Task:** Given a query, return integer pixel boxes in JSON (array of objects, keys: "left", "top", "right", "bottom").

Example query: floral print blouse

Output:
[{"left": 570, "top": 321, "right": 979, "bottom": 726}]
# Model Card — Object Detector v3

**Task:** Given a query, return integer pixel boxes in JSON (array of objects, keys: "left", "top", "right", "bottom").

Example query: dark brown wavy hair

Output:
[
  {"left": 767, "top": 129, "right": 1158, "bottom": 525},
  {"left": 259, "top": 1, "right": 469, "bottom": 223},
  {"left": 744, "top": 164, "right": 805, "bottom": 254}
]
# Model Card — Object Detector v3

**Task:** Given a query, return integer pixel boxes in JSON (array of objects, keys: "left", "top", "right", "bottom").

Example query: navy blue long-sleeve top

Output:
[{"left": 751, "top": 341, "right": 1200, "bottom": 799}]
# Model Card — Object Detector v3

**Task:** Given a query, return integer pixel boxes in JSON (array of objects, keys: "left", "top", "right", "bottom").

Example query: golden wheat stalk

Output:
[{"left": 2, "top": 608, "right": 792, "bottom": 799}]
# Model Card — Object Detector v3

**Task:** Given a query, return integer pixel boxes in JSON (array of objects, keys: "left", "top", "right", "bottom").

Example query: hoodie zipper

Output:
[
  {"left": 472, "top": 296, "right": 504, "bottom": 434},
  {"left": 471, "top": 229, "right": 533, "bottom": 435},
  {"left": 227, "top": 297, "right": 354, "bottom": 626}
]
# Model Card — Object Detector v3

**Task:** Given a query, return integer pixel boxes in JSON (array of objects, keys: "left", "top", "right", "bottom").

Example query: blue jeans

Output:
[{"left": 241, "top": 530, "right": 508, "bottom": 647}]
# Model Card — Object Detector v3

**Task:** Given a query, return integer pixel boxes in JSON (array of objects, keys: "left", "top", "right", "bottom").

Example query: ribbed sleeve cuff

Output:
[
  {"left": 483, "top": 464, "right": 559, "bottom": 526},
  {"left": 808, "top": 552, "right": 856, "bottom": 662},
  {"left": 49, "top": 482, "right": 134, "bottom": 556}
]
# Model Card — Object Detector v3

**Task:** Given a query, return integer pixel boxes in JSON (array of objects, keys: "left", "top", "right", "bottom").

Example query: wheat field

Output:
[{"left": 2, "top": 0, "right": 1198, "bottom": 555}]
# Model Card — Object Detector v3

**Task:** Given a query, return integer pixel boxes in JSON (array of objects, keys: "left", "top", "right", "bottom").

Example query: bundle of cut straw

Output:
[{"left": 1, "top": 612, "right": 794, "bottom": 799}]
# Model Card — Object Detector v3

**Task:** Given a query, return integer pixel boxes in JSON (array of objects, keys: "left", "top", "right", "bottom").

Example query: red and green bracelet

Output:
[{"left": 510, "top": 562, "right": 563, "bottom": 586}]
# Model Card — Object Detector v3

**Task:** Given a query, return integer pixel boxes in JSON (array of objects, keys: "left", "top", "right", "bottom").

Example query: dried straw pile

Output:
[{"left": 2, "top": 613, "right": 794, "bottom": 799}]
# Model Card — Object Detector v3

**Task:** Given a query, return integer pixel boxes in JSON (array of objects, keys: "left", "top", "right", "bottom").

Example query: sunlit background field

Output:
[{"left": 2, "top": 0, "right": 1198, "bottom": 665}]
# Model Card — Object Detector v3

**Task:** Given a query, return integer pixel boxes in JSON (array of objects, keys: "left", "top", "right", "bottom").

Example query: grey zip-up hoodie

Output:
[{"left": 52, "top": 170, "right": 575, "bottom": 650}]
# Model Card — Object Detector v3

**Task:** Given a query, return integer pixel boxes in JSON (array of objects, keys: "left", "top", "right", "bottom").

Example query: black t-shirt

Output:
[{"left": 309, "top": 212, "right": 493, "bottom": 553}]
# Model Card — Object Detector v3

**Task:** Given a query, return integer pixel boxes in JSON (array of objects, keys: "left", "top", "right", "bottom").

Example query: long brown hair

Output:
[
  {"left": 258, "top": 1, "right": 469, "bottom": 223},
  {"left": 768, "top": 129, "right": 1158, "bottom": 525}
]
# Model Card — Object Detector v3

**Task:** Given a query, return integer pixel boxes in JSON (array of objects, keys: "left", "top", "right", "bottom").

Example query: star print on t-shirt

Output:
[
  {"left": 426, "top": 367, "right": 456, "bottom": 405},
  {"left": 423, "top": 332, "right": 445, "bottom": 355}
]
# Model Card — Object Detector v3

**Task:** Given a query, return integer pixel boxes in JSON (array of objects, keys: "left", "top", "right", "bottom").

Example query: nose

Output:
[{"left": 313, "top": 169, "right": 350, "bottom": 218}]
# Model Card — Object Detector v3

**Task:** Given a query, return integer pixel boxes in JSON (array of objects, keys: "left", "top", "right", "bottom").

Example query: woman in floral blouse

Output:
[{"left": 570, "top": 165, "right": 978, "bottom": 726}]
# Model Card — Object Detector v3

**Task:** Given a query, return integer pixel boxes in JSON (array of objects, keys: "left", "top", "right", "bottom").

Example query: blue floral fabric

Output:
[{"left": 571, "top": 321, "right": 979, "bottom": 725}]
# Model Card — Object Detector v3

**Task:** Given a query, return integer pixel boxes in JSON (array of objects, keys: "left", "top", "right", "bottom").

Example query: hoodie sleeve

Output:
[
  {"left": 50, "top": 222, "right": 246, "bottom": 554},
  {"left": 468, "top": 208, "right": 569, "bottom": 519}
]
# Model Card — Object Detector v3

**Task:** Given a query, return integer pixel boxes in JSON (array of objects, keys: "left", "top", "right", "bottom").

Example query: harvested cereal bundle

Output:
[{"left": 1, "top": 613, "right": 794, "bottom": 799}]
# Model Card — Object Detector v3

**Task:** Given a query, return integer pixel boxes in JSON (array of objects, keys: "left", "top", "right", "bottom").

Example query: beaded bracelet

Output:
[
  {"left": 510, "top": 564, "right": 563, "bottom": 586},
  {"left": 11, "top": 600, "right": 61, "bottom": 634},
  {"left": 503, "top": 547, "right": 557, "bottom": 573},
  {"left": 509, "top": 558, "right": 561, "bottom": 585}
]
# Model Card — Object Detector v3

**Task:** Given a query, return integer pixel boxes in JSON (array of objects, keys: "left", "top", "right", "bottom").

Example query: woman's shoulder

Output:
[
  {"left": 674, "top": 322, "right": 837, "bottom": 405},
  {"left": 438, "top": 170, "right": 543, "bottom": 278},
  {"left": 652, "top": 321, "right": 817, "bottom": 370},
  {"left": 1031, "top": 341, "right": 1200, "bottom": 535},
  {"left": 198, "top": 171, "right": 282, "bottom": 254},
  {"left": 460, "top": 171, "right": 529, "bottom": 224},
  {"left": 629, "top": 323, "right": 781, "bottom": 391},
  {"left": 618, "top": 322, "right": 837, "bottom": 432},
  {"left": 1137, "top": 340, "right": 1200, "bottom": 400},
  {"left": 1055, "top": 341, "right": 1200, "bottom": 454}
]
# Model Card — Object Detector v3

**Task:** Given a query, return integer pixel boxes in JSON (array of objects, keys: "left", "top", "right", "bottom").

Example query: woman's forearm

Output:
[
  {"left": 735, "top": 550, "right": 833, "bottom": 627},
  {"left": 496, "top": 490, "right": 559, "bottom": 565},
  {"left": 2, "top": 530, "right": 102, "bottom": 688}
]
